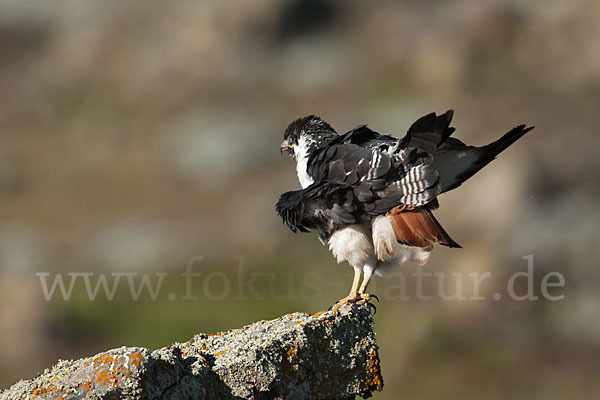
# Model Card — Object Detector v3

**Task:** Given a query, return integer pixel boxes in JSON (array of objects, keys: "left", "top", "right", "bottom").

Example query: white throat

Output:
[{"left": 294, "top": 136, "right": 315, "bottom": 188}]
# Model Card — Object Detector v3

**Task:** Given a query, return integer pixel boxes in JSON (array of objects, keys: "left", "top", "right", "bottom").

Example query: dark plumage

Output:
[{"left": 277, "top": 111, "right": 459, "bottom": 239}]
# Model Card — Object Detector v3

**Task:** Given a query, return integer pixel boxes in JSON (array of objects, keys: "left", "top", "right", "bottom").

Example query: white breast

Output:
[{"left": 295, "top": 136, "right": 315, "bottom": 188}]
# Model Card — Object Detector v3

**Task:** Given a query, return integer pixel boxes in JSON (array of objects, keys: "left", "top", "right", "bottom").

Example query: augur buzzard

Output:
[{"left": 276, "top": 111, "right": 533, "bottom": 310}]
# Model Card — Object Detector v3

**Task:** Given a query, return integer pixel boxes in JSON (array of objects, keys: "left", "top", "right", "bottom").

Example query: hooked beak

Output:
[{"left": 280, "top": 140, "right": 293, "bottom": 154}]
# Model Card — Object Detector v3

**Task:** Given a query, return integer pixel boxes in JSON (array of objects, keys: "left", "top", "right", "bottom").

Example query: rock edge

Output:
[{"left": 1, "top": 303, "right": 383, "bottom": 399}]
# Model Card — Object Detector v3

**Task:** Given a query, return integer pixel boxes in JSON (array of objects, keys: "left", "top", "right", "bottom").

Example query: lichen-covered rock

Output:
[{"left": 1, "top": 303, "right": 383, "bottom": 399}]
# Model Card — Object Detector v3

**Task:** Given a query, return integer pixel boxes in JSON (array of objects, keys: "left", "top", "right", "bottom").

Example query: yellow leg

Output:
[
  {"left": 358, "top": 270, "right": 374, "bottom": 300},
  {"left": 331, "top": 269, "right": 361, "bottom": 311}
]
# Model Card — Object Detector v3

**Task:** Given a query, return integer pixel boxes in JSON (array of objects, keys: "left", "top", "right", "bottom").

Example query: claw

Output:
[
  {"left": 359, "top": 293, "right": 379, "bottom": 302},
  {"left": 367, "top": 302, "right": 377, "bottom": 315}
]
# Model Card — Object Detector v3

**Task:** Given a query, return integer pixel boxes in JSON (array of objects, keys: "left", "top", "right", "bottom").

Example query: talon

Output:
[
  {"left": 359, "top": 293, "right": 378, "bottom": 302},
  {"left": 367, "top": 302, "right": 377, "bottom": 315}
]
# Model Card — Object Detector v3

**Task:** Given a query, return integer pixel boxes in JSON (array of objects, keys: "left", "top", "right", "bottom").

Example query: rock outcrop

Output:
[{"left": 2, "top": 303, "right": 383, "bottom": 399}]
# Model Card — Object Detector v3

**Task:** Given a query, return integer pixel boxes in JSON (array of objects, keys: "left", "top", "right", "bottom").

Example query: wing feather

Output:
[{"left": 277, "top": 110, "right": 460, "bottom": 241}]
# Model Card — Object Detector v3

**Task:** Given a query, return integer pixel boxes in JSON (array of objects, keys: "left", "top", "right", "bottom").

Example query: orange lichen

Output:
[
  {"left": 128, "top": 352, "right": 143, "bottom": 367},
  {"left": 361, "top": 348, "right": 384, "bottom": 392},
  {"left": 76, "top": 350, "right": 145, "bottom": 394},
  {"left": 286, "top": 346, "right": 298, "bottom": 360},
  {"left": 94, "top": 368, "right": 119, "bottom": 387},
  {"left": 214, "top": 349, "right": 229, "bottom": 356},
  {"left": 92, "top": 354, "right": 114, "bottom": 366},
  {"left": 312, "top": 311, "right": 327, "bottom": 318},
  {"left": 199, "top": 356, "right": 211, "bottom": 369},
  {"left": 32, "top": 385, "right": 55, "bottom": 397}
]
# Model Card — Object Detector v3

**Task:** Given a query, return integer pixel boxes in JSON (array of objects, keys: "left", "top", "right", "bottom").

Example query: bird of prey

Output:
[{"left": 276, "top": 111, "right": 533, "bottom": 311}]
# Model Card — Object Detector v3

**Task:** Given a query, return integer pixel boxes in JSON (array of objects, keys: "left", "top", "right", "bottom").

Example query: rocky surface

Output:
[{"left": 1, "top": 303, "right": 382, "bottom": 399}]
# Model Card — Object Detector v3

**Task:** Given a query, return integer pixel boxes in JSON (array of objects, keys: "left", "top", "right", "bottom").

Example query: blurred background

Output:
[{"left": 1, "top": 0, "right": 599, "bottom": 398}]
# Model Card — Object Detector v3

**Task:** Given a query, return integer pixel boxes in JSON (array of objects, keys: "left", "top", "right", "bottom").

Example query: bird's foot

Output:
[
  {"left": 328, "top": 293, "right": 379, "bottom": 314},
  {"left": 329, "top": 293, "right": 361, "bottom": 312},
  {"left": 359, "top": 293, "right": 379, "bottom": 314},
  {"left": 359, "top": 293, "right": 379, "bottom": 302}
]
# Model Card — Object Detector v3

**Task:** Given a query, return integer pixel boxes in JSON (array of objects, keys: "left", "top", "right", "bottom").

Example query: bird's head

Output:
[{"left": 281, "top": 115, "right": 336, "bottom": 159}]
